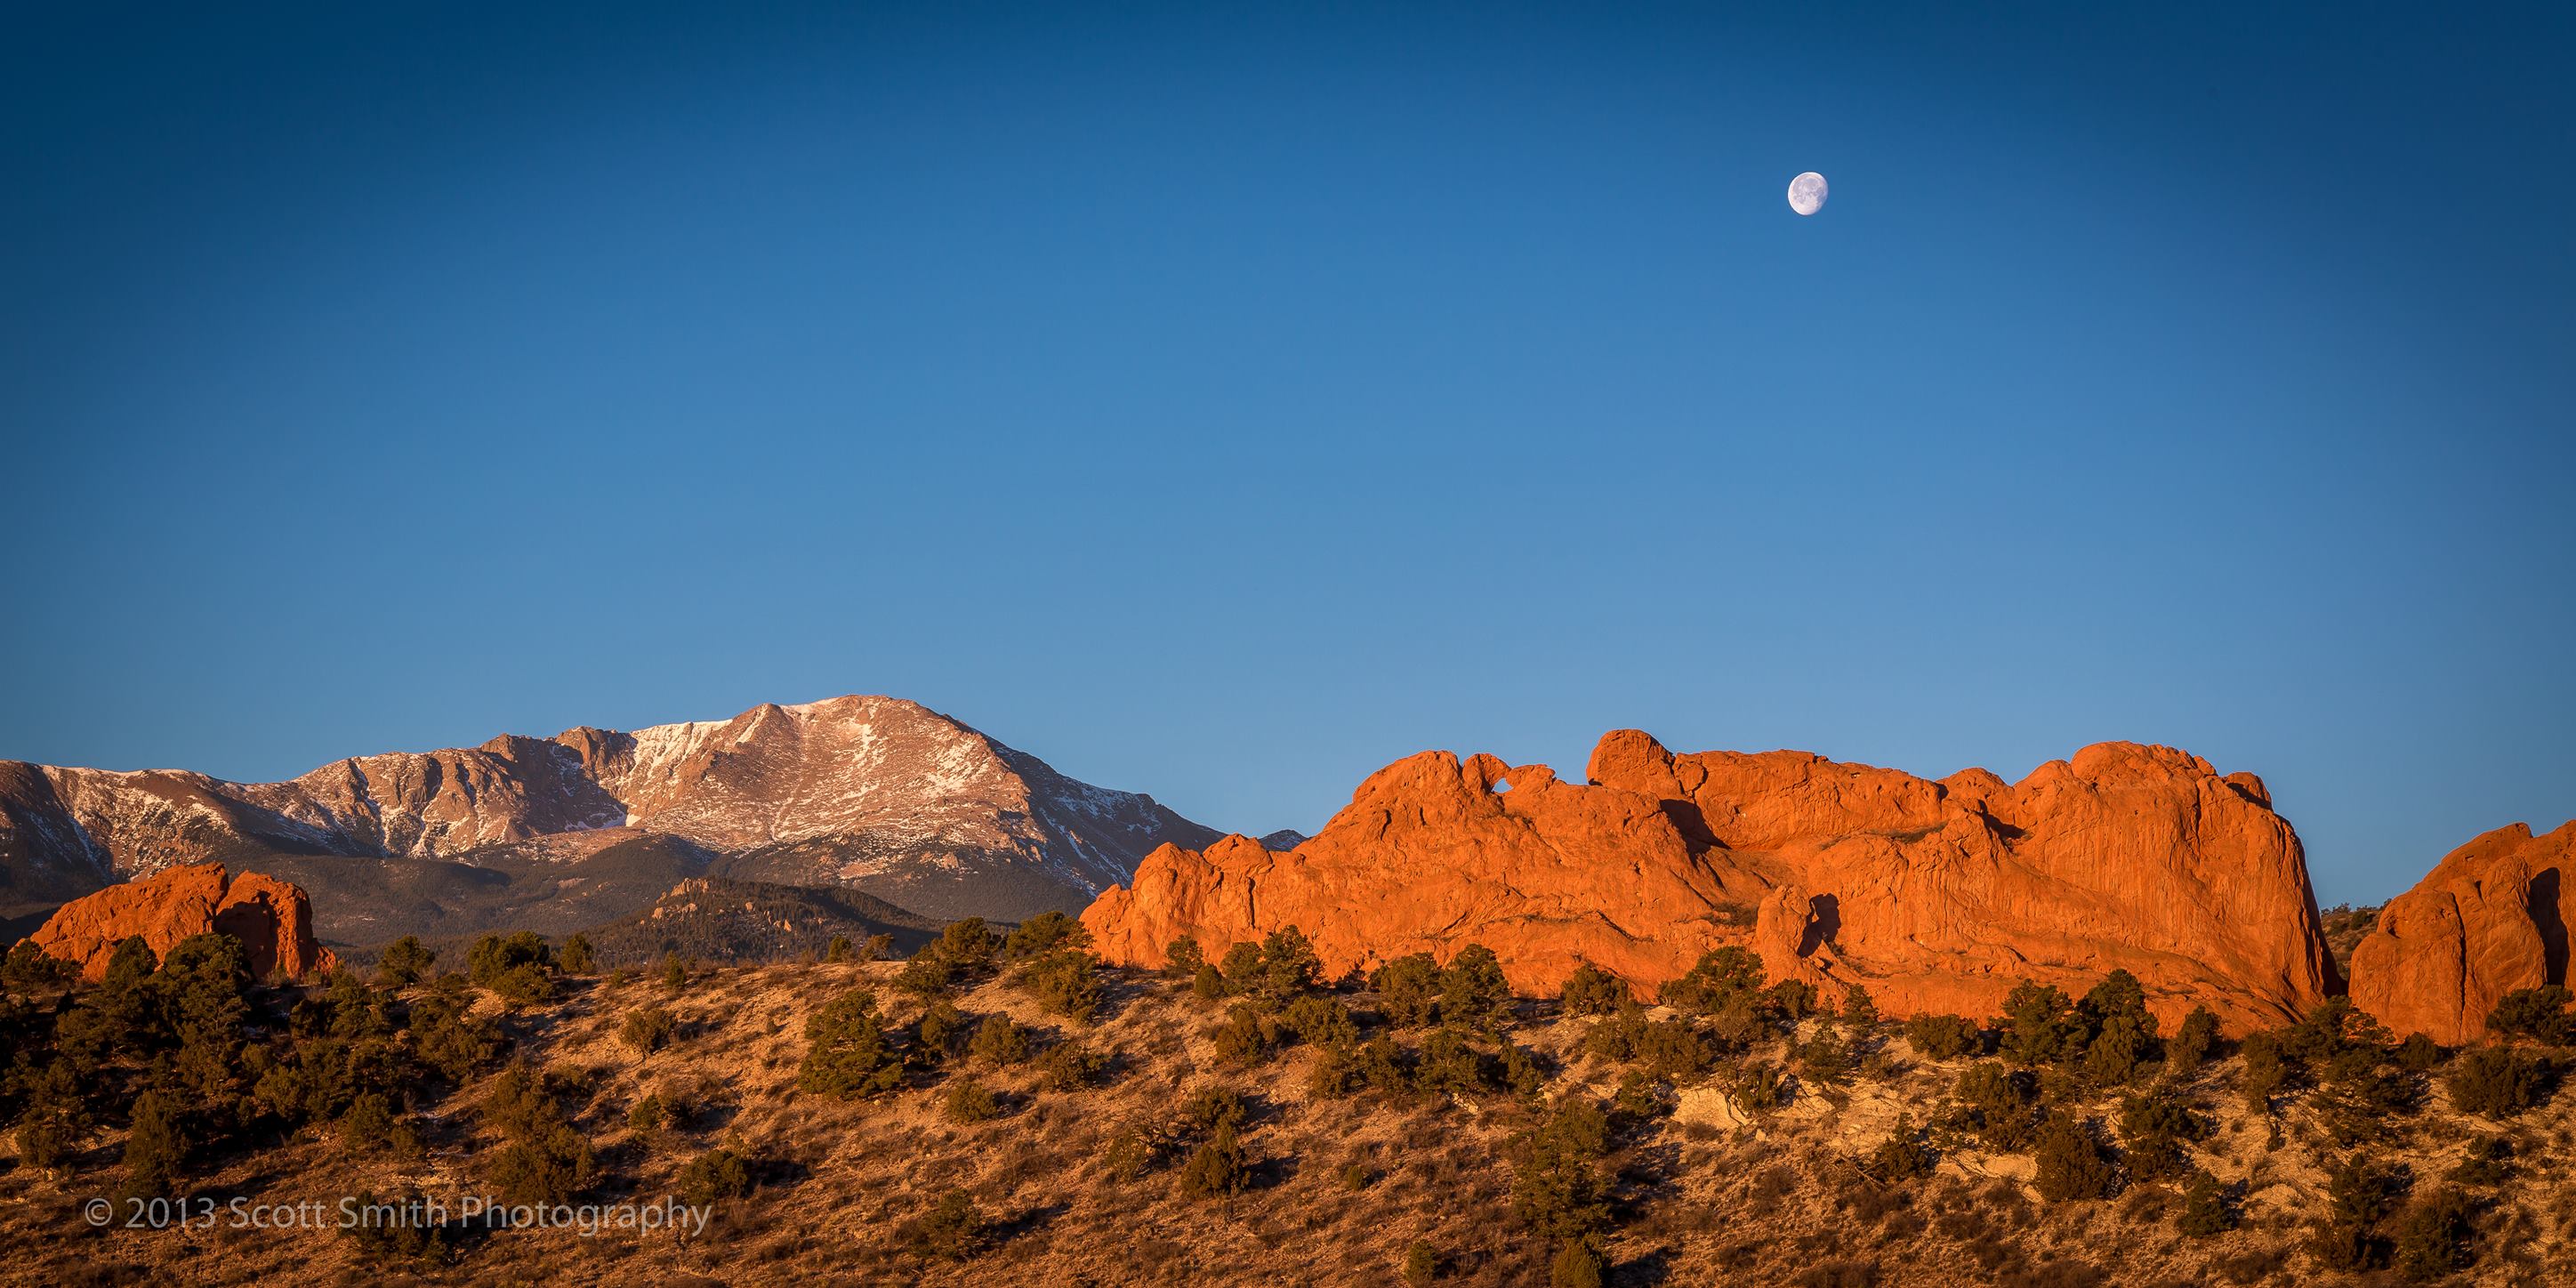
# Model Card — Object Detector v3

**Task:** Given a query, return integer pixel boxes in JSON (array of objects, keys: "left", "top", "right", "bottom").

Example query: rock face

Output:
[
  {"left": 1083, "top": 732, "right": 2339, "bottom": 1033},
  {"left": 2347, "top": 822, "right": 2575, "bottom": 1045},
  {"left": 27, "top": 862, "right": 336, "bottom": 981},
  {"left": 0, "top": 696, "right": 1221, "bottom": 922}
]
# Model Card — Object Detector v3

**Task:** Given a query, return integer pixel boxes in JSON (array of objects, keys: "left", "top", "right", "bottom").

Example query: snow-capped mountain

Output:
[{"left": 0, "top": 696, "right": 1222, "bottom": 923}]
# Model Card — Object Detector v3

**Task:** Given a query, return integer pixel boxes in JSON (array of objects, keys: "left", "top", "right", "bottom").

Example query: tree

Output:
[
  {"left": 898, "top": 1190, "right": 987, "bottom": 1260},
  {"left": 1904, "top": 1014, "right": 1978, "bottom": 1061},
  {"left": 1281, "top": 994, "right": 1358, "bottom": 1048},
  {"left": 558, "top": 933, "right": 594, "bottom": 974},
  {"left": 2177, "top": 1170, "right": 2237, "bottom": 1236},
  {"left": 3, "top": 941, "right": 73, "bottom": 993},
  {"left": 796, "top": 989, "right": 906, "bottom": 1099},
  {"left": 1955, "top": 1061, "right": 2041, "bottom": 1149},
  {"left": 1372, "top": 954, "right": 1443, "bottom": 1026},
  {"left": 1218, "top": 942, "right": 1266, "bottom": 995},
  {"left": 1560, "top": 964, "right": 1630, "bottom": 1017},
  {"left": 1180, "top": 1123, "right": 1251, "bottom": 1197},
  {"left": 1658, "top": 947, "right": 1765, "bottom": 1015},
  {"left": 2486, "top": 985, "right": 2575, "bottom": 1044},
  {"left": 117, "top": 1090, "right": 190, "bottom": 1201},
  {"left": 677, "top": 1146, "right": 753, "bottom": 1206},
  {"left": 1550, "top": 1240, "right": 1605, "bottom": 1288},
  {"left": 465, "top": 932, "right": 551, "bottom": 986},
  {"left": 916, "top": 1001, "right": 967, "bottom": 1061},
  {"left": 824, "top": 935, "right": 856, "bottom": 963},
  {"left": 1214, "top": 1002, "right": 1277, "bottom": 1067},
  {"left": 1415, "top": 1027, "right": 1488, "bottom": 1099},
  {"left": 2000, "top": 981, "right": 2083, "bottom": 1066},
  {"left": 1037, "top": 1039, "right": 1106, "bottom": 1091},
  {"left": 968, "top": 1014, "right": 1029, "bottom": 1067},
  {"left": 2166, "top": 1006, "right": 2220, "bottom": 1079},
  {"left": 2444, "top": 1047, "right": 2553, "bottom": 1119},
  {"left": 659, "top": 954, "right": 690, "bottom": 991},
  {"left": 1510, "top": 1098, "right": 1611, "bottom": 1240},
  {"left": 1018, "top": 947, "right": 1104, "bottom": 1023},
  {"left": 2118, "top": 1090, "right": 2209, "bottom": 1180},
  {"left": 935, "top": 919, "right": 1000, "bottom": 971},
  {"left": 1870, "top": 1114, "right": 1935, "bottom": 1181},
  {"left": 1003, "top": 911, "right": 1090, "bottom": 960},
  {"left": 620, "top": 1006, "right": 677, "bottom": 1059},
  {"left": 1165, "top": 936, "right": 1206, "bottom": 978},
  {"left": 2391, "top": 1187, "right": 2477, "bottom": 1282},
  {"left": 1439, "top": 944, "right": 1513, "bottom": 1029},
  {"left": 1839, "top": 984, "right": 1880, "bottom": 1029},
  {"left": 2032, "top": 1117, "right": 2118, "bottom": 1202},
  {"left": 374, "top": 937, "right": 433, "bottom": 987},
  {"left": 1730, "top": 1061, "right": 1786, "bottom": 1115},
  {"left": 942, "top": 1078, "right": 999, "bottom": 1123},
  {"left": 1257, "top": 926, "right": 1324, "bottom": 1003}
]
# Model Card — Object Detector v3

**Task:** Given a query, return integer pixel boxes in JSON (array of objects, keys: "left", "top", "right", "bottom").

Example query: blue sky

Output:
[{"left": 4, "top": 2, "right": 2569, "bottom": 903}]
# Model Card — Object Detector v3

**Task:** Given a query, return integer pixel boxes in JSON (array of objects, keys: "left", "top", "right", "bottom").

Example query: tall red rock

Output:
[
  {"left": 2347, "top": 822, "right": 2575, "bottom": 1045},
  {"left": 1082, "top": 732, "right": 2339, "bottom": 1034},
  {"left": 25, "top": 862, "right": 337, "bottom": 982}
]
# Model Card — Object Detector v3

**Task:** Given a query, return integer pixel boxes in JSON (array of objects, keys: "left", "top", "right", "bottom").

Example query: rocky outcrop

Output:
[
  {"left": 2347, "top": 822, "right": 2575, "bottom": 1044},
  {"left": 26, "top": 862, "right": 336, "bottom": 981},
  {"left": 0, "top": 696, "right": 1222, "bottom": 921},
  {"left": 1083, "top": 732, "right": 2340, "bottom": 1034}
]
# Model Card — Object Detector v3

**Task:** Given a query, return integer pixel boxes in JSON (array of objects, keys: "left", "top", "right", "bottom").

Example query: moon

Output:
[{"left": 1788, "top": 172, "right": 1828, "bottom": 216}]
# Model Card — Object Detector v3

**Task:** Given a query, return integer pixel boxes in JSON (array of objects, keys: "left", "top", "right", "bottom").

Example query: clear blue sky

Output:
[{"left": 4, "top": 3, "right": 2569, "bottom": 904}]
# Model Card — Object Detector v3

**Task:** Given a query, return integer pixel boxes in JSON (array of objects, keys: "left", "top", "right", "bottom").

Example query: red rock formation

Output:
[
  {"left": 2347, "top": 822, "right": 2575, "bottom": 1045},
  {"left": 25, "top": 862, "right": 336, "bottom": 982},
  {"left": 1083, "top": 732, "right": 2339, "bottom": 1034}
]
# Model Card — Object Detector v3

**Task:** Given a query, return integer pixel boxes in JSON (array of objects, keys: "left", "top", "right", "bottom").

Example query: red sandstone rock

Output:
[
  {"left": 2347, "top": 822, "right": 2575, "bottom": 1045},
  {"left": 1082, "top": 732, "right": 2339, "bottom": 1034},
  {"left": 26, "top": 862, "right": 336, "bottom": 982}
]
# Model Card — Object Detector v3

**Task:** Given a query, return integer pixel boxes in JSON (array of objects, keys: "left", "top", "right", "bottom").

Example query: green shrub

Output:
[
  {"left": 558, "top": 933, "right": 595, "bottom": 975},
  {"left": 943, "top": 1078, "right": 1000, "bottom": 1123},
  {"left": 916, "top": 1001, "right": 968, "bottom": 1061},
  {"left": 1371, "top": 954, "right": 1443, "bottom": 1026},
  {"left": 1218, "top": 942, "right": 1266, "bottom": 995},
  {"left": 935, "top": 919, "right": 1000, "bottom": 971},
  {"left": 2485, "top": 984, "right": 2575, "bottom": 1044},
  {"left": 1658, "top": 947, "right": 1766, "bottom": 1015},
  {"left": 1037, "top": 1039, "right": 1106, "bottom": 1091},
  {"left": 2166, "top": 1005, "right": 2220, "bottom": 1078},
  {"left": 1002, "top": 911, "right": 1089, "bottom": 960},
  {"left": 1280, "top": 994, "right": 1359, "bottom": 1048},
  {"left": 2390, "top": 1187, "right": 2476, "bottom": 1282},
  {"left": 487, "top": 962, "right": 555, "bottom": 1008},
  {"left": 1904, "top": 1014, "right": 1978, "bottom": 1061},
  {"left": 677, "top": 1147, "right": 753, "bottom": 1206},
  {"left": 1179, "top": 1084, "right": 1249, "bottom": 1138},
  {"left": 2177, "top": 1170, "right": 2236, "bottom": 1236},
  {"left": 1213, "top": 1002, "right": 1278, "bottom": 1067},
  {"left": 1954, "top": 1062, "right": 2040, "bottom": 1149},
  {"left": 1190, "top": 964, "right": 1227, "bottom": 1001},
  {"left": 466, "top": 932, "right": 551, "bottom": 985},
  {"left": 2444, "top": 1135, "right": 2512, "bottom": 1187},
  {"left": 2032, "top": 1117, "right": 2118, "bottom": 1202},
  {"left": 1839, "top": 984, "right": 1880, "bottom": 1029},
  {"left": 489, "top": 1123, "right": 594, "bottom": 1206},
  {"left": 620, "top": 1006, "right": 677, "bottom": 1059},
  {"left": 1798, "top": 1022, "right": 1856, "bottom": 1086},
  {"left": 1871, "top": 1114, "right": 1934, "bottom": 1181},
  {"left": 1559, "top": 964, "right": 1630, "bottom": 1017},
  {"left": 1438, "top": 944, "right": 1512, "bottom": 1028},
  {"left": 898, "top": 1189, "right": 987, "bottom": 1260},
  {"left": 824, "top": 935, "right": 856, "bottom": 963},
  {"left": 969, "top": 1014, "right": 1029, "bottom": 1067},
  {"left": 1730, "top": 1061, "right": 1785, "bottom": 1115},
  {"left": 1257, "top": 926, "right": 1324, "bottom": 1002},
  {"left": 1018, "top": 947, "right": 1104, "bottom": 1023},
  {"left": 1550, "top": 1239, "right": 1605, "bottom": 1288},
  {"left": 1415, "top": 1027, "right": 1488, "bottom": 1099},
  {"left": 1164, "top": 936, "right": 1206, "bottom": 978},
  {"left": 117, "top": 1090, "right": 191, "bottom": 1201},
  {"left": 1180, "top": 1123, "right": 1251, "bottom": 1197},
  {"left": 2000, "top": 980, "right": 2083, "bottom": 1066},
  {"left": 1403, "top": 1241, "right": 1439, "bottom": 1285},
  {"left": 2444, "top": 1046, "right": 2553, "bottom": 1119},
  {"left": 797, "top": 989, "right": 906, "bottom": 1099},
  {"left": 1510, "top": 1098, "right": 1611, "bottom": 1240},
  {"left": 374, "top": 937, "right": 435, "bottom": 988}
]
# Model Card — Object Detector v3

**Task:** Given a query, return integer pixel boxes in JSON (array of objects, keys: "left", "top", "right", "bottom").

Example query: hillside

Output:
[
  {"left": 0, "top": 696, "right": 1222, "bottom": 928},
  {"left": 4, "top": 933, "right": 2571, "bottom": 1286}
]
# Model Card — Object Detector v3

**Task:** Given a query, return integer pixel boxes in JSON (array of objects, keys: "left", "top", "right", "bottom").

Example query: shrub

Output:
[
  {"left": 659, "top": 954, "right": 690, "bottom": 991},
  {"left": 1499, "top": 1041, "right": 1549, "bottom": 1101},
  {"left": 1798, "top": 1022, "right": 1856, "bottom": 1086},
  {"left": 824, "top": 935, "right": 856, "bottom": 963},
  {"left": 1731, "top": 1061, "right": 1786, "bottom": 1115},
  {"left": 2485, "top": 984, "right": 2575, "bottom": 1044},
  {"left": 1019, "top": 947, "right": 1104, "bottom": 1023},
  {"left": 1659, "top": 947, "right": 1766, "bottom": 1014},
  {"left": 339, "top": 1092, "right": 398, "bottom": 1152},
  {"left": 628, "top": 1091, "right": 673, "bottom": 1134},
  {"left": 2166, "top": 1006, "right": 2220, "bottom": 1078},
  {"left": 2000, "top": 981, "right": 2083, "bottom": 1066},
  {"left": 2177, "top": 1170, "right": 2237, "bottom": 1236},
  {"left": 797, "top": 989, "right": 905, "bottom": 1099},
  {"left": 898, "top": 1190, "right": 987, "bottom": 1260},
  {"left": 1218, "top": 942, "right": 1266, "bottom": 995},
  {"left": 1904, "top": 1014, "right": 1978, "bottom": 1060},
  {"left": 559, "top": 933, "right": 595, "bottom": 975},
  {"left": 1439, "top": 944, "right": 1513, "bottom": 1028},
  {"left": 374, "top": 937, "right": 435, "bottom": 988},
  {"left": 2444, "top": 1135, "right": 2512, "bottom": 1188},
  {"left": 1190, "top": 964, "right": 1227, "bottom": 1001},
  {"left": 2308, "top": 1155, "right": 2409, "bottom": 1272},
  {"left": 1037, "top": 1039, "right": 1106, "bottom": 1091},
  {"left": 2394, "top": 1032, "right": 2443, "bottom": 1072},
  {"left": 936, "top": 919, "right": 1000, "bottom": 971},
  {"left": 620, "top": 1006, "right": 677, "bottom": 1059},
  {"left": 968, "top": 1014, "right": 1029, "bottom": 1067},
  {"left": 2032, "top": 1118, "right": 2118, "bottom": 1202},
  {"left": 894, "top": 949, "right": 959, "bottom": 997},
  {"left": 1179, "top": 1084, "right": 1249, "bottom": 1138},
  {"left": 943, "top": 1078, "right": 1000, "bottom": 1123},
  {"left": 487, "top": 962, "right": 555, "bottom": 1009},
  {"left": 1511, "top": 1098, "right": 1611, "bottom": 1240},
  {"left": 1180, "top": 1123, "right": 1251, "bottom": 1197},
  {"left": 1871, "top": 1114, "right": 1934, "bottom": 1181},
  {"left": 2444, "top": 1047, "right": 2553, "bottom": 1119},
  {"left": 1002, "top": 911, "right": 1089, "bottom": 960},
  {"left": 1954, "top": 1062, "right": 2040, "bottom": 1150},
  {"left": 1403, "top": 1241, "right": 1438, "bottom": 1285},
  {"left": 1839, "top": 984, "right": 1880, "bottom": 1029},
  {"left": 1415, "top": 1027, "right": 1487, "bottom": 1099},
  {"left": 466, "top": 932, "right": 551, "bottom": 986},
  {"left": 1550, "top": 1239, "right": 1605, "bottom": 1288},
  {"left": 917, "top": 1001, "right": 968, "bottom": 1061},
  {"left": 1560, "top": 964, "right": 1630, "bottom": 1017},
  {"left": 678, "top": 1146, "right": 753, "bottom": 1206},
  {"left": 2390, "top": 1187, "right": 2476, "bottom": 1282},
  {"left": 489, "top": 1123, "right": 594, "bottom": 1206},
  {"left": 1164, "top": 936, "right": 1206, "bottom": 978},
  {"left": 1257, "top": 926, "right": 1324, "bottom": 1003},
  {"left": 117, "top": 1091, "right": 191, "bottom": 1200},
  {"left": 1372, "top": 954, "right": 1443, "bottom": 1026},
  {"left": 2118, "top": 1089, "right": 2210, "bottom": 1181},
  {"left": 1281, "top": 994, "right": 1359, "bottom": 1048},
  {"left": 1213, "top": 1002, "right": 1278, "bottom": 1067}
]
